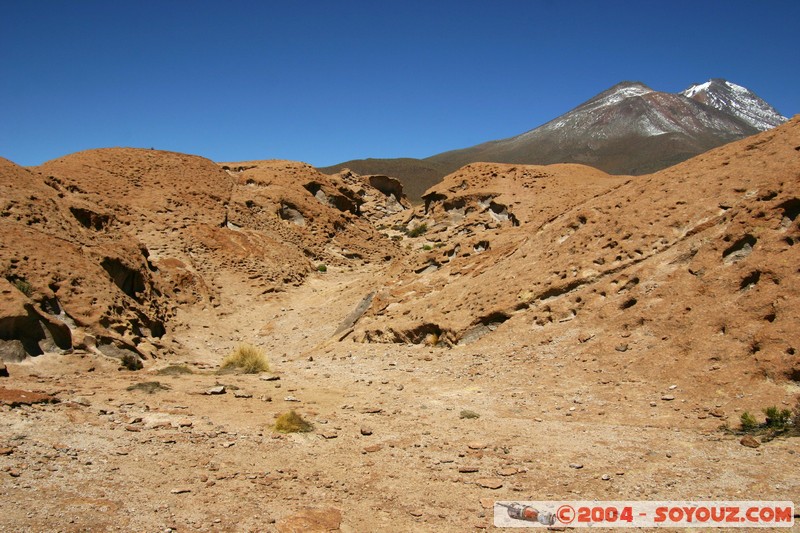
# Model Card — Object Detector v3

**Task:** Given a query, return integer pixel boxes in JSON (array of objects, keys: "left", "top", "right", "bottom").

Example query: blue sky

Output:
[{"left": 1, "top": 1, "right": 798, "bottom": 167}]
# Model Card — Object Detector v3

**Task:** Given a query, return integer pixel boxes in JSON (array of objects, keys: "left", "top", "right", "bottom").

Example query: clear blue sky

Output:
[{"left": 2, "top": 1, "right": 798, "bottom": 167}]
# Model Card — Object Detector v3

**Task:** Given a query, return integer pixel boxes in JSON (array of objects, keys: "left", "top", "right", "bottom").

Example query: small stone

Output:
[
  {"left": 497, "top": 467, "right": 518, "bottom": 476},
  {"left": 709, "top": 408, "right": 724, "bottom": 418},
  {"left": 360, "top": 426, "right": 373, "bottom": 436},
  {"left": 476, "top": 478, "right": 503, "bottom": 489},
  {"left": 668, "top": 384, "right": 678, "bottom": 390},
  {"left": 409, "top": 510, "right": 423, "bottom": 517},
  {"left": 569, "top": 463, "right": 584, "bottom": 469},
  {"left": 480, "top": 497, "right": 494, "bottom": 509},
  {"left": 200, "top": 474, "right": 208, "bottom": 482},
  {"left": 467, "top": 442, "right": 487, "bottom": 450},
  {"left": 233, "top": 391, "right": 252, "bottom": 399},
  {"left": 601, "top": 474, "right": 611, "bottom": 481},
  {"left": 170, "top": 488, "right": 191, "bottom": 494},
  {"left": 614, "top": 344, "right": 628, "bottom": 352},
  {"left": 363, "top": 444, "right": 382, "bottom": 453},
  {"left": 661, "top": 395, "right": 675, "bottom": 401},
  {"left": 740, "top": 435, "right": 760, "bottom": 448},
  {"left": 260, "top": 375, "right": 280, "bottom": 381},
  {"left": 458, "top": 466, "right": 479, "bottom": 473},
  {"left": 177, "top": 420, "right": 192, "bottom": 428},
  {"left": 125, "top": 425, "right": 141, "bottom": 432},
  {"left": 0, "top": 447, "right": 13, "bottom": 455},
  {"left": 396, "top": 384, "right": 404, "bottom": 391},
  {"left": 578, "top": 332, "right": 594, "bottom": 343},
  {"left": 361, "top": 407, "right": 383, "bottom": 414},
  {"left": 650, "top": 401, "right": 657, "bottom": 407},
  {"left": 320, "top": 432, "right": 338, "bottom": 439},
  {"left": 8, "top": 469, "right": 21, "bottom": 477},
  {"left": 205, "top": 386, "right": 225, "bottom": 395},
  {"left": 284, "top": 396, "right": 300, "bottom": 402}
]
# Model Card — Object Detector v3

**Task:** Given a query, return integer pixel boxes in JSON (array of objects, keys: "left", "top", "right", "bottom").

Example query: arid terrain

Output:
[{"left": 2, "top": 118, "right": 799, "bottom": 532}]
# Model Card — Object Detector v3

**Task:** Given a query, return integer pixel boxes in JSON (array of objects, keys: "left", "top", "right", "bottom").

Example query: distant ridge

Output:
[{"left": 318, "top": 79, "right": 788, "bottom": 202}]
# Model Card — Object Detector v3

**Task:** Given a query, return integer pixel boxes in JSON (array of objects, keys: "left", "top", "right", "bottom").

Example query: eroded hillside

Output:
[
  {"left": 352, "top": 118, "right": 800, "bottom": 385},
  {"left": 2, "top": 150, "right": 404, "bottom": 365}
]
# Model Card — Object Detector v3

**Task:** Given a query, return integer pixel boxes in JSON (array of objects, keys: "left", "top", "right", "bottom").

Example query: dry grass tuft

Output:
[
  {"left": 274, "top": 410, "right": 313, "bottom": 433},
  {"left": 220, "top": 344, "right": 270, "bottom": 374}
]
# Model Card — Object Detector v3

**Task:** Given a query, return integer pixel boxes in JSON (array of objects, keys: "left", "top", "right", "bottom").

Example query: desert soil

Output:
[{"left": 1, "top": 261, "right": 798, "bottom": 532}]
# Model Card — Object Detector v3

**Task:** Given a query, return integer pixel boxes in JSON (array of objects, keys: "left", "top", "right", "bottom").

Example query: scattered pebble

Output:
[{"left": 205, "top": 386, "right": 225, "bottom": 395}]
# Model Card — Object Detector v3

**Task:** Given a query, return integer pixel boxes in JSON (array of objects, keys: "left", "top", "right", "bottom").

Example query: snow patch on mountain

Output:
[{"left": 682, "top": 79, "right": 787, "bottom": 131}]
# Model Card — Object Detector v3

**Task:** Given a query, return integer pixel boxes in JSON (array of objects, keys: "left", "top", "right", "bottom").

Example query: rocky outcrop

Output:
[
  {"left": 350, "top": 118, "right": 800, "bottom": 383},
  {"left": 1, "top": 150, "right": 405, "bottom": 364}
]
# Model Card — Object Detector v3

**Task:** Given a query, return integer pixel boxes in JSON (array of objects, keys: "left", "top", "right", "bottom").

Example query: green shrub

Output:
[
  {"left": 274, "top": 410, "right": 313, "bottom": 433},
  {"left": 763, "top": 406, "right": 791, "bottom": 429},
  {"left": 407, "top": 223, "right": 428, "bottom": 238},
  {"left": 422, "top": 244, "right": 432, "bottom": 251},
  {"left": 740, "top": 411, "right": 758, "bottom": 431},
  {"left": 316, "top": 264, "right": 327, "bottom": 273},
  {"left": 220, "top": 344, "right": 270, "bottom": 374},
  {"left": 11, "top": 278, "right": 32, "bottom": 297}
]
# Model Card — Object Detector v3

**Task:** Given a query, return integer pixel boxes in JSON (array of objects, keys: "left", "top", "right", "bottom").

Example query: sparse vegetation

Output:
[
  {"left": 220, "top": 344, "right": 270, "bottom": 374},
  {"left": 422, "top": 244, "right": 432, "bottom": 251},
  {"left": 10, "top": 277, "right": 32, "bottom": 297},
  {"left": 274, "top": 410, "right": 313, "bottom": 433},
  {"left": 126, "top": 381, "right": 170, "bottom": 394},
  {"left": 763, "top": 406, "right": 792, "bottom": 429},
  {"left": 120, "top": 354, "right": 143, "bottom": 371},
  {"left": 156, "top": 364, "right": 193, "bottom": 376},
  {"left": 460, "top": 409, "right": 480, "bottom": 419},
  {"left": 407, "top": 223, "right": 428, "bottom": 237},
  {"left": 317, "top": 264, "right": 327, "bottom": 273},
  {"left": 424, "top": 332, "right": 439, "bottom": 346},
  {"left": 740, "top": 411, "right": 758, "bottom": 431},
  {"left": 735, "top": 402, "right": 799, "bottom": 441}
]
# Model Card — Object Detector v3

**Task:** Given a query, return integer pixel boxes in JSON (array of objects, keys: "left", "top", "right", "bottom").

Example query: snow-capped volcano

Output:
[
  {"left": 425, "top": 80, "right": 764, "bottom": 175},
  {"left": 682, "top": 79, "right": 787, "bottom": 131},
  {"left": 322, "top": 78, "right": 789, "bottom": 196}
]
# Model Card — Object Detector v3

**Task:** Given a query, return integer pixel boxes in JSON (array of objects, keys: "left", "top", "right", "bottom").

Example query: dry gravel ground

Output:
[{"left": 1, "top": 265, "right": 798, "bottom": 532}]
